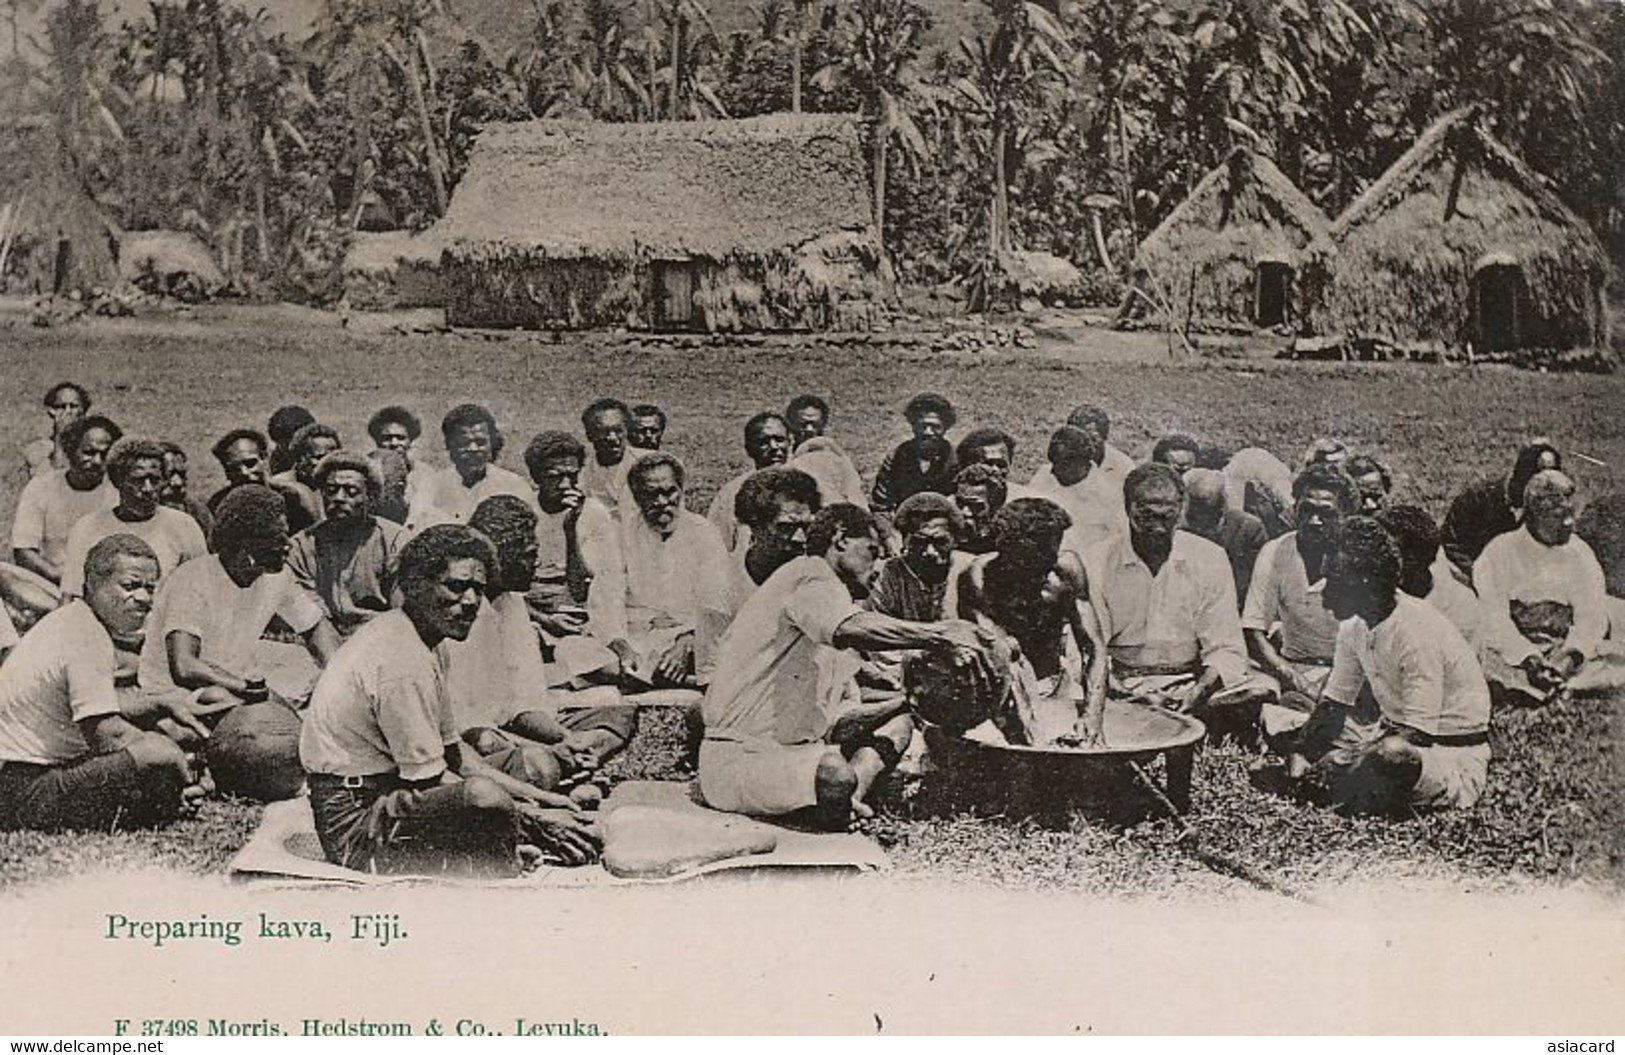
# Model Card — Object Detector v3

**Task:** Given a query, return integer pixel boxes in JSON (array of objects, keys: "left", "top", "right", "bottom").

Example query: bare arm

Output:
[
  {"left": 1057, "top": 555, "right": 1109, "bottom": 742},
  {"left": 303, "top": 618, "right": 341, "bottom": 667},
  {"left": 82, "top": 711, "right": 159, "bottom": 755},
  {"left": 1245, "top": 627, "right": 1302, "bottom": 692},
  {"left": 13, "top": 547, "right": 59, "bottom": 585},
  {"left": 831, "top": 610, "right": 983, "bottom": 655},
  {"left": 166, "top": 629, "right": 250, "bottom": 695}
]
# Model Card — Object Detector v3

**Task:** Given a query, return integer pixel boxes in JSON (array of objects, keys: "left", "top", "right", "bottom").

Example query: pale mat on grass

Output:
[{"left": 228, "top": 780, "right": 887, "bottom": 888}]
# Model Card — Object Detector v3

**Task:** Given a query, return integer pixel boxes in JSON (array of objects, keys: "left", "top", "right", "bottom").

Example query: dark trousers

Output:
[
  {"left": 307, "top": 773, "right": 521, "bottom": 877},
  {"left": 0, "top": 751, "right": 183, "bottom": 832}
]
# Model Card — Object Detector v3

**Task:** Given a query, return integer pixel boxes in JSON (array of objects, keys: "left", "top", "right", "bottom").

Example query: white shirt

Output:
[
  {"left": 1028, "top": 466, "right": 1125, "bottom": 551},
  {"left": 439, "top": 592, "right": 551, "bottom": 731},
  {"left": 59, "top": 506, "right": 208, "bottom": 597},
  {"left": 405, "top": 464, "right": 536, "bottom": 530},
  {"left": 1243, "top": 533, "right": 1342, "bottom": 663},
  {"left": 10, "top": 470, "right": 116, "bottom": 571},
  {"left": 1324, "top": 594, "right": 1490, "bottom": 738},
  {"left": 706, "top": 472, "right": 752, "bottom": 555},
  {"left": 0, "top": 601, "right": 120, "bottom": 765},
  {"left": 600, "top": 509, "right": 732, "bottom": 641},
  {"left": 702, "top": 556, "right": 860, "bottom": 745},
  {"left": 1473, "top": 526, "right": 1609, "bottom": 664},
  {"left": 300, "top": 609, "right": 458, "bottom": 781},
  {"left": 138, "top": 555, "right": 324, "bottom": 695}
]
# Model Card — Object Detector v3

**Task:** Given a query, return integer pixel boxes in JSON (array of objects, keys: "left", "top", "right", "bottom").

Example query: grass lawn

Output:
[{"left": 0, "top": 307, "right": 1621, "bottom": 896}]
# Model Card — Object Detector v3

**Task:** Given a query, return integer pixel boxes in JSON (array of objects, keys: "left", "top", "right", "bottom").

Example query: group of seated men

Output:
[{"left": 0, "top": 379, "right": 1620, "bottom": 876}]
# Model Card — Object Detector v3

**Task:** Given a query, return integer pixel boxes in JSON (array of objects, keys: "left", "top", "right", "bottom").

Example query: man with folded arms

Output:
[{"left": 287, "top": 452, "right": 408, "bottom": 638}]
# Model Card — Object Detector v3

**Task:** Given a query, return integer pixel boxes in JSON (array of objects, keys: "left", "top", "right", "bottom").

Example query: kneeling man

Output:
[
  {"left": 0, "top": 536, "right": 207, "bottom": 831},
  {"left": 1291, "top": 518, "right": 1490, "bottom": 812},
  {"left": 699, "top": 504, "right": 985, "bottom": 828},
  {"left": 300, "top": 525, "right": 600, "bottom": 875}
]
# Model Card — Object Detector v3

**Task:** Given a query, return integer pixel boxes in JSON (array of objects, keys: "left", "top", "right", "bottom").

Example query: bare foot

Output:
[{"left": 568, "top": 784, "right": 604, "bottom": 811}]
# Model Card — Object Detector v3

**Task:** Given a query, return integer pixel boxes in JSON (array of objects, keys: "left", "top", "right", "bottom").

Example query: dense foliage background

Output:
[{"left": 1, "top": 0, "right": 1620, "bottom": 300}]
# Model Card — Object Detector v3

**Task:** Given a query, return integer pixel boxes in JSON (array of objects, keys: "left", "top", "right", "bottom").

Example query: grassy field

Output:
[{"left": 0, "top": 307, "right": 1621, "bottom": 896}]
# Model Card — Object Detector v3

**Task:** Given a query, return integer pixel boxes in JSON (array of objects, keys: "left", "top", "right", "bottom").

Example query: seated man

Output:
[
  {"left": 628, "top": 403, "right": 667, "bottom": 452},
  {"left": 700, "top": 504, "right": 985, "bottom": 827},
  {"left": 266, "top": 405, "right": 316, "bottom": 478},
  {"left": 12, "top": 415, "right": 120, "bottom": 587},
  {"left": 367, "top": 405, "right": 423, "bottom": 522},
  {"left": 869, "top": 493, "right": 968, "bottom": 624},
  {"left": 600, "top": 453, "right": 733, "bottom": 688},
  {"left": 871, "top": 393, "right": 959, "bottom": 534},
  {"left": 1221, "top": 445, "right": 1296, "bottom": 539},
  {"left": 1150, "top": 433, "right": 1201, "bottom": 476},
  {"left": 22, "top": 382, "right": 90, "bottom": 481},
  {"left": 287, "top": 452, "right": 408, "bottom": 637},
  {"left": 1377, "top": 505, "right": 1480, "bottom": 649},
  {"left": 205, "top": 427, "right": 314, "bottom": 533},
  {"left": 955, "top": 426, "right": 1019, "bottom": 482},
  {"left": 300, "top": 524, "right": 600, "bottom": 875},
  {"left": 1181, "top": 468, "right": 1267, "bottom": 606},
  {"left": 1244, "top": 464, "right": 1358, "bottom": 714},
  {"left": 1290, "top": 518, "right": 1490, "bottom": 813},
  {"left": 957, "top": 498, "right": 1108, "bottom": 746},
  {"left": 521, "top": 431, "right": 621, "bottom": 683},
  {"left": 269, "top": 422, "right": 341, "bottom": 534},
  {"left": 1029, "top": 426, "right": 1120, "bottom": 552},
  {"left": 730, "top": 467, "right": 823, "bottom": 610},
  {"left": 708, "top": 412, "right": 793, "bottom": 555},
  {"left": 0, "top": 535, "right": 209, "bottom": 832},
  {"left": 1065, "top": 404, "right": 1136, "bottom": 486},
  {"left": 1302, "top": 437, "right": 1348, "bottom": 469},
  {"left": 60, "top": 438, "right": 208, "bottom": 599},
  {"left": 1475, "top": 470, "right": 1622, "bottom": 704},
  {"left": 139, "top": 485, "right": 340, "bottom": 718},
  {"left": 786, "top": 395, "right": 867, "bottom": 512},
  {"left": 1441, "top": 439, "right": 1561, "bottom": 580},
  {"left": 406, "top": 404, "right": 535, "bottom": 529},
  {"left": 953, "top": 463, "right": 1009, "bottom": 555},
  {"left": 579, "top": 398, "right": 635, "bottom": 514},
  {"left": 1344, "top": 454, "right": 1391, "bottom": 516},
  {"left": 442, "top": 497, "right": 635, "bottom": 798},
  {"left": 1080, "top": 465, "right": 1264, "bottom": 730},
  {"left": 158, "top": 441, "right": 214, "bottom": 540}
]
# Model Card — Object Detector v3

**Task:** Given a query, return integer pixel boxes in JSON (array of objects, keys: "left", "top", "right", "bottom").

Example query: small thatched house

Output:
[
  {"left": 1133, "top": 148, "right": 1333, "bottom": 331},
  {"left": 1318, "top": 109, "right": 1611, "bottom": 354},
  {"left": 0, "top": 117, "right": 121, "bottom": 295},
  {"left": 435, "top": 114, "right": 894, "bottom": 332},
  {"left": 343, "top": 231, "right": 445, "bottom": 310}
]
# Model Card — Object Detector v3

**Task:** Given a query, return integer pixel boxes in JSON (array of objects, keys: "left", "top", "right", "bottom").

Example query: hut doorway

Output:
[
  {"left": 652, "top": 258, "right": 700, "bottom": 332},
  {"left": 1471, "top": 260, "right": 1527, "bottom": 353},
  {"left": 1254, "top": 260, "right": 1292, "bottom": 327}
]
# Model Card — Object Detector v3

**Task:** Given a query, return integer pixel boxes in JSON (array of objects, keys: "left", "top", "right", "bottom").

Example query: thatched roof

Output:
[
  {"left": 1137, "top": 148, "right": 1334, "bottom": 270},
  {"left": 1319, "top": 108, "right": 1610, "bottom": 348},
  {"left": 436, "top": 114, "right": 876, "bottom": 262},
  {"left": 0, "top": 121, "right": 120, "bottom": 293}
]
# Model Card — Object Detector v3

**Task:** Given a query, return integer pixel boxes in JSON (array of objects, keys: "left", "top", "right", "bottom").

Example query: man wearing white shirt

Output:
[{"left": 406, "top": 404, "right": 535, "bottom": 530}]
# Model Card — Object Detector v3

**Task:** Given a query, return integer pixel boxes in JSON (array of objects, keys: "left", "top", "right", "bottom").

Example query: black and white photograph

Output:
[{"left": 0, "top": 0, "right": 1621, "bottom": 1037}]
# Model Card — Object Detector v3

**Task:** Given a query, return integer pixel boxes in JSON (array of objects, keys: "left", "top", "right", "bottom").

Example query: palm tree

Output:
[
  {"left": 814, "top": 0, "right": 935, "bottom": 245},
  {"left": 571, "top": 0, "right": 650, "bottom": 120}
]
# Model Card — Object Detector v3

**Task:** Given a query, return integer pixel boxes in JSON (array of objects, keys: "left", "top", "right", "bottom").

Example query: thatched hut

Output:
[
  {"left": 1132, "top": 148, "right": 1333, "bottom": 331},
  {"left": 1318, "top": 109, "right": 1611, "bottom": 354},
  {"left": 343, "top": 231, "right": 445, "bottom": 310},
  {"left": 435, "top": 114, "right": 894, "bottom": 332},
  {"left": 0, "top": 117, "right": 121, "bottom": 295}
]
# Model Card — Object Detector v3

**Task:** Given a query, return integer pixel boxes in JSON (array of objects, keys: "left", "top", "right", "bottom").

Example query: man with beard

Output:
[
  {"left": 139, "top": 485, "right": 340, "bottom": 716},
  {"left": 708, "top": 412, "right": 794, "bottom": 554},
  {"left": 628, "top": 404, "right": 668, "bottom": 452},
  {"left": 786, "top": 395, "right": 867, "bottom": 511},
  {"left": 406, "top": 404, "right": 535, "bottom": 529},
  {"left": 1244, "top": 464, "right": 1359, "bottom": 725},
  {"left": 12, "top": 415, "right": 120, "bottom": 587},
  {"left": 1289, "top": 517, "right": 1491, "bottom": 813},
  {"left": 700, "top": 504, "right": 987, "bottom": 827},
  {"left": 1180, "top": 469, "right": 1267, "bottom": 607},
  {"left": 158, "top": 442, "right": 214, "bottom": 539},
  {"left": 366, "top": 406, "right": 423, "bottom": 520},
  {"left": 286, "top": 452, "right": 409, "bottom": 637},
  {"left": 1028, "top": 425, "right": 1121, "bottom": 553},
  {"left": 1441, "top": 439, "right": 1562, "bottom": 580},
  {"left": 441, "top": 497, "right": 635, "bottom": 800},
  {"left": 1376, "top": 505, "right": 1481, "bottom": 650},
  {"left": 957, "top": 497, "right": 1109, "bottom": 747},
  {"left": 60, "top": 439, "right": 207, "bottom": 599},
  {"left": 1080, "top": 465, "right": 1262, "bottom": 732},
  {"left": 301, "top": 525, "right": 600, "bottom": 875},
  {"left": 269, "top": 423, "right": 341, "bottom": 534},
  {"left": 1475, "top": 470, "right": 1623, "bottom": 703},
  {"left": 871, "top": 393, "right": 959, "bottom": 536},
  {"left": 0, "top": 535, "right": 210, "bottom": 832},
  {"left": 599, "top": 453, "right": 732, "bottom": 688},
  {"left": 22, "top": 382, "right": 90, "bottom": 481},
  {"left": 869, "top": 493, "right": 968, "bottom": 624},
  {"left": 579, "top": 398, "right": 635, "bottom": 514},
  {"left": 954, "top": 464, "right": 1009, "bottom": 555}
]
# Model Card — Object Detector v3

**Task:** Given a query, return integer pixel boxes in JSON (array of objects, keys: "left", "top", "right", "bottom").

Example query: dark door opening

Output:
[
  {"left": 1471, "top": 262, "right": 1526, "bottom": 353},
  {"left": 1255, "top": 261, "right": 1292, "bottom": 327},
  {"left": 652, "top": 259, "right": 699, "bottom": 332}
]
